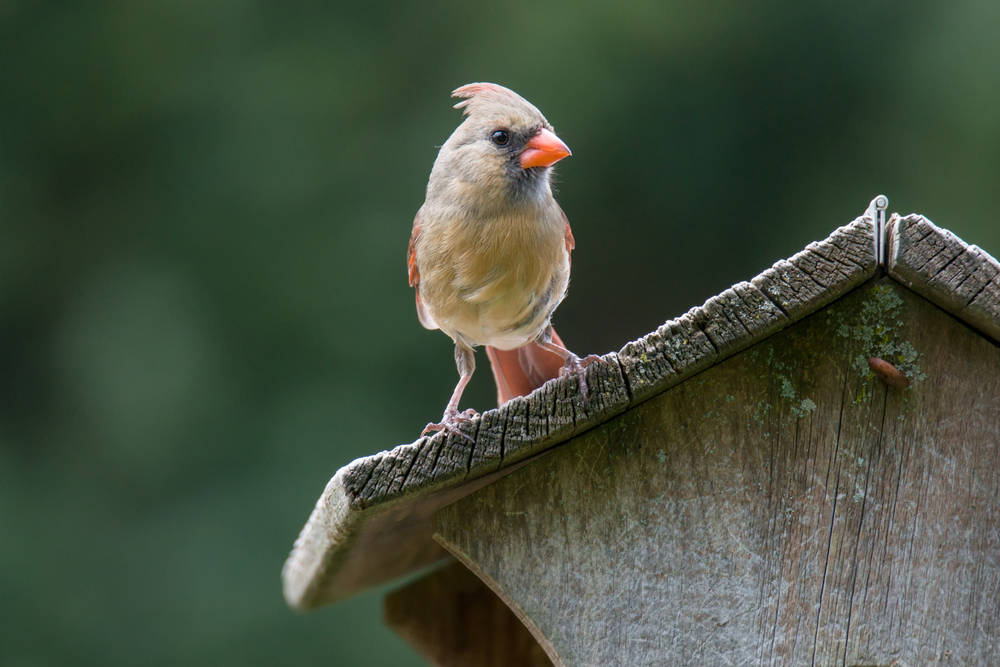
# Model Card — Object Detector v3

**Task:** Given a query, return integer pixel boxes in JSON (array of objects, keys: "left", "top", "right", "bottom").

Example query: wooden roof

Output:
[{"left": 282, "top": 198, "right": 1000, "bottom": 610}]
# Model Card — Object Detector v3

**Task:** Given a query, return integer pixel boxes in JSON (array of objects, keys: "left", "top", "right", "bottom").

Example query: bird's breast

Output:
[{"left": 416, "top": 207, "right": 569, "bottom": 349}]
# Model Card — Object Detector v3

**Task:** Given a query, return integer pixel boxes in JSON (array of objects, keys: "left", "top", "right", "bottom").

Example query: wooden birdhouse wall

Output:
[{"left": 426, "top": 281, "right": 1000, "bottom": 665}]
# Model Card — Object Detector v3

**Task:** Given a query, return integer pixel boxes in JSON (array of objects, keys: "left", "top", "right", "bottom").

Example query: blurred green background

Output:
[{"left": 2, "top": 1, "right": 997, "bottom": 665}]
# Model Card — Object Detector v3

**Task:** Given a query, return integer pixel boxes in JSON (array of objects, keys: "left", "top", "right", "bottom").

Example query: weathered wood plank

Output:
[
  {"left": 283, "top": 455, "right": 545, "bottom": 609},
  {"left": 435, "top": 281, "right": 1000, "bottom": 665},
  {"left": 284, "top": 356, "right": 629, "bottom": 610},
  {"left": 888, "top": 212, "right": 1000, "bottom": 343},
  {"left": 384, "top": 561, "right": 552, "bottom": 667}
]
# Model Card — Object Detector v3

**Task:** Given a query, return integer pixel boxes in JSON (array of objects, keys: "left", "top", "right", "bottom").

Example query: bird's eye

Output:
[{"left": 490, "top": 129, "right": 510, "bottom": 146}]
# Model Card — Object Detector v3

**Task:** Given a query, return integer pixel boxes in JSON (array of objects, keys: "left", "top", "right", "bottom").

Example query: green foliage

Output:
[{"left": 1, "top": 1, "right": 998, "bottom": 664}]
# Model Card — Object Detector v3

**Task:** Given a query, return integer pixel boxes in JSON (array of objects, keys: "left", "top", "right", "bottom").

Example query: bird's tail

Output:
[{"left": 485, "top": 329, "right": 568, "bottom": 405}]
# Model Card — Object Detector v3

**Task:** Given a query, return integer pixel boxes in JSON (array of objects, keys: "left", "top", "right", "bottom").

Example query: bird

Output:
[{"left": 407, "top": 82, "right": 601, "bottom": 439}]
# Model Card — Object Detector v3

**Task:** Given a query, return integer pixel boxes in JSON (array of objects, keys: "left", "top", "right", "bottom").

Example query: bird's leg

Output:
[
  {"left": 422, "top": 343, "right": 478, "bottom": 442},
  {"left": 535, "top": 326, "right": 605, "bottom": 406}
]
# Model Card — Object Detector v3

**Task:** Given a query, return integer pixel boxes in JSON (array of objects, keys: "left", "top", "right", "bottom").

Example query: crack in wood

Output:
[
  {"left": 812, "top": 371, "right": 850, "bottom": 665},
  {"left": 786, "top": 258, "right": 833, "bottom": 292},
  {"left": 949, "top": 258, "right": 991, "bottom": 304},
  {"left": 613, "top": 355, "right": 634, "bottom": 403},
  {"left": 965, "top": 273, "right": 999, "bottom": 309},
  {"left": 497, "top": 403, "right": 511, "bottom": 467},
  {"left": 730, "top": 282, "right": 788, "bottom": 334},
  {"left": 754, "top": 278, "right": 794, "bottom": 318},
  {"left": 926, "top": 244, "right": 968, "bottom": 283},
  {"left": 810, "top": 238, "right": 867, "bottom": 272},
  {"left": 393, "top": 439, "right": 433, "bottom": 498},
  {"left": 349, "top": 453, "right": 383, "bottom": 506},
  {"left": 910, "top": 233, "right": 960, "bottom": 275},
  {"left": 690, "top": 313, "right": 721, "bottom": 356},
  {"left": 429, "top": 434, "right": 453, "bottom": 480},
  {"left": 393, "top": 445, "right": 420, "bottom": 495},
  {"left": 843, "top": 389, "right": 888, "bottom": 662},
  {"left": 464, "top": 418, "right": 483, "bottom": 478}
]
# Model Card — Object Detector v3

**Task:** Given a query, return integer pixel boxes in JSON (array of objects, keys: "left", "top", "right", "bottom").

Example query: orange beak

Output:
[{"left": 519, "top": 128, "right": 572, "bottom": 169}]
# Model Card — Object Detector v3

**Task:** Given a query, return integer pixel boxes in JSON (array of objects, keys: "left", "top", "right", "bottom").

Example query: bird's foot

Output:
[
  {"left": 421, "top": 407, "right": 479, "bottom": 442},
  {"left": 560, "top": 353, "right": 607, "bottom": 407}
]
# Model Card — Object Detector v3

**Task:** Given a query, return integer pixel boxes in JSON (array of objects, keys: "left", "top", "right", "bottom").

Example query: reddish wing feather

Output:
[
  {"left": 561, "top": 206, "right": 575, "bottom": 264},
  {"left": 407, "top": 217, "right": 421, "bottom": 287},
  {"left": 407, "top": 215, "right": 437, "bottom": 330}
]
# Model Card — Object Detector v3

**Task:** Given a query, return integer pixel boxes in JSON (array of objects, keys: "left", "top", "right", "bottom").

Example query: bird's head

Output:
[{"left": 427, "top": 83, "right": 571, "bottom": 210}]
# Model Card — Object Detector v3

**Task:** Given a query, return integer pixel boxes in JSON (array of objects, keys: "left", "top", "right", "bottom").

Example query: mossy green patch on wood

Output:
[
  {"left": 827, "top": 282, "right": 927, "bottom": 403},
  {"left": 736, "top": 279, "right": 932, "bottom": 420},
  {"left": 746, "top": 336, "right": 818, "bottom": 421}
]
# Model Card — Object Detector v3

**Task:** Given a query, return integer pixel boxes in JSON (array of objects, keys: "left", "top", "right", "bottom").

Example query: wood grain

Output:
[{"left": 435, "top": 281, "right": 1000, "bottom": 665}]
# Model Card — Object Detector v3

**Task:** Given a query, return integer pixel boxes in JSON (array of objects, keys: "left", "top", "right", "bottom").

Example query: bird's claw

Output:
[
  {"left": 560, "top": 354, "right": 607, "bottom": 408},
  {"left": 421, "top": 407, "right": 479, "bottom": 442}
]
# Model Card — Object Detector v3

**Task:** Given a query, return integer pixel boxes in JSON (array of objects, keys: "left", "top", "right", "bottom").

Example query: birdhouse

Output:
[{"left": 282, "top": 198, "right": 1000, "bottom": 665}]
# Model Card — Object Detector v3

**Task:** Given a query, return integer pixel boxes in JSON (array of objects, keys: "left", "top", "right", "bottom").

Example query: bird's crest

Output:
[{"left": 452, "top": 82, "right": 544, "bottom": 122}]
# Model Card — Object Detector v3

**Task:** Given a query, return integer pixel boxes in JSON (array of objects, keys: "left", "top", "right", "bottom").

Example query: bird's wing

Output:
[
  {"left": 407, "top": 215, "right": 421, "bottom": 288},
  {"left": 407, "top": 214, "right": 437, "bottom": 330},
  {"left": 561, "top": 205, "right": 576, "bottom": 259}
]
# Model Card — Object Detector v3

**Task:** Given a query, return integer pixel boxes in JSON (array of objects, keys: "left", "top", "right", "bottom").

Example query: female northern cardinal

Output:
[{"left": 407, "top": 83, "right": 600, "bottom": 438}]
